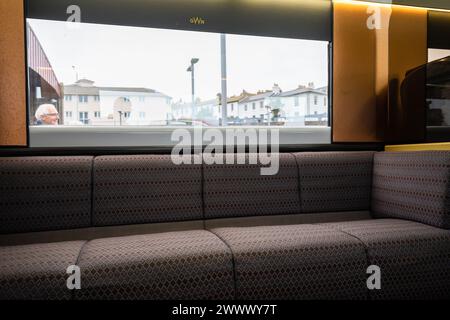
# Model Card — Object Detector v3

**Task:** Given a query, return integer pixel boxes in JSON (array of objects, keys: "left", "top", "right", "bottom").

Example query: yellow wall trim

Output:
[{"left": 385, "top": 143, "right": 450, "bottom": 152}]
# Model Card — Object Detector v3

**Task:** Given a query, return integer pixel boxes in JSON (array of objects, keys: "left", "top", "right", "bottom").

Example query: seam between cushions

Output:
[
  {"left": 205, "top": 229, "right": 237, "bottom": 300},
  {"left": 71, "top": 240, "right": 90, "bottom": 301},
  {"left": 90, "top": 156, "right": 95, "bottom": 227},
  {"left": 318, "top": 224, "right": 372, "bottom": 301},
  {"left": 201, "top": 155, "right": 206, "bottom": 230},
  {"left": 370, "top": 152, "right": 379, "bottom": 218},
  {"left": 291, "top": 153, "right": 303, "bottom": 213}
]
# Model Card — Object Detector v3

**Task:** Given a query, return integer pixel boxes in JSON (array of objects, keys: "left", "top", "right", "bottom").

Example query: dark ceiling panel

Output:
[{"left": 26, "top": 0, "right": 332, "bottom": 41}]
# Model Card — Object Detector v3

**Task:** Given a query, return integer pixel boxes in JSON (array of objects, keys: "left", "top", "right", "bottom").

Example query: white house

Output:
[{"left": 63, "top": 79, "right": 172, "bottom": 125}]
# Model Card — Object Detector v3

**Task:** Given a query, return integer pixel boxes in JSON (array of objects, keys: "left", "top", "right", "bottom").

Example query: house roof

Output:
[
  {"left": 239, "top": 91, "right": 275, "bottom": 103},
  {"left": 99, "top": 87, "right": 157, "bottom": 93},
  {"left": 279, "top": 87, "right": 327, "bottom": 97},
  {"left": 63, "top": 79, "right": 169, "bottom": 97}
]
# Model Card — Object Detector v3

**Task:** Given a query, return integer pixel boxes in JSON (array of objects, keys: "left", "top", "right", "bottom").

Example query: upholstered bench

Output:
[{"left": 0, "top": 151, "right": 449, "bottom": 300}]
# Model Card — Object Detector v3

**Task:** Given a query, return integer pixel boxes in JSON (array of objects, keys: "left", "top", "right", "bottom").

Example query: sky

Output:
[{"left": 28, "top": 19, "right": 329, "bottom": 103}]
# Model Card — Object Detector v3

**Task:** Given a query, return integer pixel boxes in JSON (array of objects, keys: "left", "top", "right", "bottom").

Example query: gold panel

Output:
[
  {"left": 333, "top": 1, "right": 427, "bottom": 143},
  {"left": 0, "top": 0, "right": 27, "bottom": 146},
  {"left": 333, "top": 1, "right": 379, "bottom": 142},
  {"left": 385, "top": 142, "right": 450, "bottom": 152}
]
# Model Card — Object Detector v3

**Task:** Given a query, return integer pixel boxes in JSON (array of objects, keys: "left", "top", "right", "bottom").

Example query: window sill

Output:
[{"left": 29, "top": 126, "right": 331, "bottom": 147}]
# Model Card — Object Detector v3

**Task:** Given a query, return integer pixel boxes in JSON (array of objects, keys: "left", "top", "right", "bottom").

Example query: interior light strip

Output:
[{"left": 333, "top": 0, "right": 450, "bottom": 13}]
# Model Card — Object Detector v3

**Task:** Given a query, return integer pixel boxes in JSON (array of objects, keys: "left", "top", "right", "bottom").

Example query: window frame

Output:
[{"left": 24, "top": 4, "right": 333, "bottom": 148}]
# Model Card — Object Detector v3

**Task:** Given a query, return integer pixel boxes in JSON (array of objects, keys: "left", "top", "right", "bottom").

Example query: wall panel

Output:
[
  {"left": 333, "top": 1, "right": 427, "bottom": 143},
  {"left": 333, "top": 2, "right": 380, "bottom": 142},
  {"left": 0, "top": 0, "right": 27, "bottom": 146},
  {"left": 387, "top": 6, "right": 427, "bottom": 143}
]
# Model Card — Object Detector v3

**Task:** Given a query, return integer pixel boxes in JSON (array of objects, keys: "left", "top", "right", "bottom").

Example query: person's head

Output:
[{"left": 35, "top": 104, "right": 59, "bottom": 125}]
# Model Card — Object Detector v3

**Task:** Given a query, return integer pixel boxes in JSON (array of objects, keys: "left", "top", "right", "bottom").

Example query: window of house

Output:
[
  {"left": 35, "top": 87, "right": 42, "bottom": 99},
  {"left": 294, "top": 97, "right": 299, "bottom": 107},
  {"left": 260, "top": 101, "right": 264, "bottom": 109},
  {"left": 252, "top": 103, "right": 256, "bottom": 110},
  {"left": 94, "top": 96, "right": 100, "bottom": 102},
  {"left": 314, "top": 96, "right": 318, "bottom": 105},
  {"left": 65, "top": 111, "right": 72, "bottom": 118},
  {"left": 244, "top": 105, "right": 248, "bottom": 111},
  {"left": 79, "top": 112, "right": 89, "bottom": 124},
  {"left": 65, "top": 95, "right": 72, "bottom": 101},
  {"left": 94, "top": 111, "right": 101, "bottom": 118},
  {"left": 79, "top": 95, "right": 88, "bottom": 103}
]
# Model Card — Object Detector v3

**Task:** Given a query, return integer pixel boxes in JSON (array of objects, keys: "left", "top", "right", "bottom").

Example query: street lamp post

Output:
[
  {"left": 72, "top": 66, "right": 79, "bottom": 123},
  {"left": 186, "top": 58, "right": 199, "bottom": 122},
  {"left": 220, "top": 34, "right": 227, "bottom": 127},
  {"left": 118, "top": 111, "right": 123, "bottom": 126},
  {"left": 266, "top": 105, "right": 272, "bottom": 126}
]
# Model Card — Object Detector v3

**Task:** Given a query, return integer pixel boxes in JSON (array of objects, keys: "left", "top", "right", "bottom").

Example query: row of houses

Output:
[
  {"left": 171, "top": 83, "right": 328, "bottom": 126},
  {"left": 60, "top": 80, "right": 328, "bottom": 126}
]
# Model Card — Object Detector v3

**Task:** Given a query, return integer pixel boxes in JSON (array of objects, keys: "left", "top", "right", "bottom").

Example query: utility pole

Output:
[
  {"left": 187, "top": 58, "right": 199, "bottom": 122},
  {"left": 220, "top": 34, "right": 228, "bottom": 126}
]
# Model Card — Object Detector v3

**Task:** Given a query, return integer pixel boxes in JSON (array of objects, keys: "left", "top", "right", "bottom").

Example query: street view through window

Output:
[{"left": 27, "top": 19, "right": 329, "bottom": 128}]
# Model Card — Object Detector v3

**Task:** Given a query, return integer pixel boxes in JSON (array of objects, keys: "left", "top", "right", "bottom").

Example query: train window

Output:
[
  {"left": 26, "top": 18, "right": 329, "bottom": 147},
  {"left": 427, "top": 49, "right": 450, "bottom": 134}
]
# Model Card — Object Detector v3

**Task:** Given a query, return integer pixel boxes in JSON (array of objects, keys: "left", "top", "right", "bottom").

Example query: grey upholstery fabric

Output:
[
  {"left": 372, "top": 151, "right": 450, "bottom": 229},
  {"left": 321, "top": 219, "right": 450, "bottom": 299},
  {"left": 0, "top": 156, "right": 93, "bottom": 234},
  {"left": 76, "top": 230, "right": 234, "bottom": 300},
  {"left": 93, "top": 155, "right": 203, "bottom": 226},
  {"left": 203, "top": 153, "right": 300, "bottom": 219},
  {"left": 211, "top": 224, "right": 368, "bottom": 300},
  {"left": 0, "top": 241, "right": 85, "bottom": 300},
  {"left": 294, "top": 152, "right": 375, "bottom": 213}
]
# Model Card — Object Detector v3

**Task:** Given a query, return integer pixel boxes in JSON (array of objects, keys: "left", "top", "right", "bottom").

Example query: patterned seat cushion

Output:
[
  {"left": 210, "top": 224, "right": 368, "bottom": 300},
  {"left": 93, "top": 155, "right": 203, "bottom": 226},
  {"left": 75, "top": 230, "right": 234, "bottom": 300},
  {"left": 372, "top": 151, "right": 450, "bottom": 229},
  {"left": 203, "top": 153, "right": 300, "bottom": 219},
  {"left": 0, "top": 241, "right": 85, "bottom": 300},
  {"left": 0, "top": 156, "right": 93, "bottom": 234},
  {"left": 294, "top": 152, "right": 375, "bottom": 213},
  {"left": 321, "top": 219, "right": 450, "bottom": 299}
]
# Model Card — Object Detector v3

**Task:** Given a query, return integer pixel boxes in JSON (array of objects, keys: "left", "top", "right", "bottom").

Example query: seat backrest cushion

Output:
[
  {"left": 0, "top": 156, "right": 93, "bottom": 234},
  {"left": 372, "top": 151, "right": 450, "bottom": 229},
  {"left": 93, "top": 155, "right": 202, "bottom": 226},
  {"left": 294, "top": 152, "right": 375, "bottom": 213},
  {"left": 203, "top": 153, "right": 300, "bottom": 219}
]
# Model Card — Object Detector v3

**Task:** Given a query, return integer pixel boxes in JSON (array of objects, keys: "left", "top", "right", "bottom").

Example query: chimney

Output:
[
  {"left": 307, "top": 82, "right": 315, "bottom": 89},
  {"left": 272, "top": 83, "right": 281, "bottom": 94}
]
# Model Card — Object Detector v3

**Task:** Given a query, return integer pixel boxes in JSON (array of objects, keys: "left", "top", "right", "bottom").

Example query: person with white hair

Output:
[{"left": 34, "top": 104, "right": 59, "bottom": 125}]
